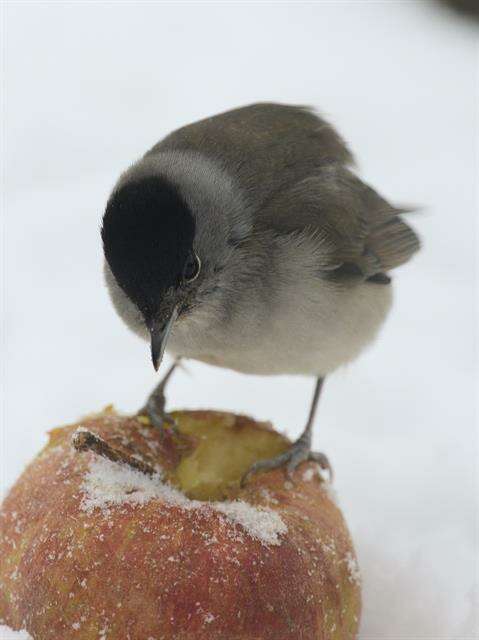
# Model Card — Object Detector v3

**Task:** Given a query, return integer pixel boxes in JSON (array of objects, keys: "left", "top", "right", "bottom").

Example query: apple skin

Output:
[{"left": 0, "top": 409, "right": 361, "bottom": 640}]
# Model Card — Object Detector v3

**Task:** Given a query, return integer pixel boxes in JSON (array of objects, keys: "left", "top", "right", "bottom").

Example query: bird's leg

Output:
[
  {"left": 138, "top": 359, "right": 181, "bottom": 433},
  {"left": 241, "top": 377, "right": 332, "bottom": 486}
]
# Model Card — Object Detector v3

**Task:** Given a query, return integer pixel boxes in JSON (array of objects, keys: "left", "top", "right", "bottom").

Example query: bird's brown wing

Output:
[
  {"left": 155, "top": 102, "right": 419, "bottom": 277},
  {"left": 256, "top": 164, "right": 420, "bottom": 279}
]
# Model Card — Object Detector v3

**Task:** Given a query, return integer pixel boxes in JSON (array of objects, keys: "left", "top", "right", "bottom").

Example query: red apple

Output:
[{"left": 0, "top": 408, "right": 361, "bottom": 639}]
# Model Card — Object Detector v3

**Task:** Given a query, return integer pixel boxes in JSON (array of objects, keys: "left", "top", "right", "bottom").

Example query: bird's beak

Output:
[{"left": 150, "top": 306, "right": 179, "bottom": 371}]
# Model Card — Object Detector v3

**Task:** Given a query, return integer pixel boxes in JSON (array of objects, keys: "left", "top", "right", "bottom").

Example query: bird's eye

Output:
[{"left": 183, "top": 252, "right": 201, "bottom": 282}]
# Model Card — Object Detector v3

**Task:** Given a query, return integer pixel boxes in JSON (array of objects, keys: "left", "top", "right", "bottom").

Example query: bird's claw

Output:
[
  {"left": 139, "top": 394, "right": 179, "bottom": 436},
  {"left": 241, "top": 441, "right": 332, "bottom": 487}
]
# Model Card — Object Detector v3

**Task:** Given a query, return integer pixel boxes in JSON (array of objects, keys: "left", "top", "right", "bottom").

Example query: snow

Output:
[
  {"left": 213, "top": 498, "right": 287, "bottom": 545},
  {"left": 79, "top": 453, "right": 287, "bottom": 546},
  {"left": 0, "top": 625, "right": 33, "bottom": 639},
  {"left": 2, "top": 2, "right": 477, "bottom": 638},
  {"left": 78, "top": 444, "right": 167, "bottom": 511},
  {"left": 343, "top": 551, "right": 361, "bottom": 587}
]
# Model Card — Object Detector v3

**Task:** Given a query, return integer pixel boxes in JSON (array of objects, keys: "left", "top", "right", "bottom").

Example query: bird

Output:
[
  {"left": 101, "top": 102, "right": 420, "bottom": 482},
  {"left": 438, "top": 0, "right": 479, "bottom": 19}
]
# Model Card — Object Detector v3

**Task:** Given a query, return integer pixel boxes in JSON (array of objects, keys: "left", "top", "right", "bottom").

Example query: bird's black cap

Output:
[{"left": 101, "top": 175, "right": 195, "bottom": 323}]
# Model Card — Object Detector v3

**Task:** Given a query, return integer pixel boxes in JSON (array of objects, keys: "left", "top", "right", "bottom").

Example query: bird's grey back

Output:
[
  {"left": 150, "top": 102, "right": 353, "bottom": 210},
  {"left": 149, "top": 102, "right": 420, "bottom": 276}
]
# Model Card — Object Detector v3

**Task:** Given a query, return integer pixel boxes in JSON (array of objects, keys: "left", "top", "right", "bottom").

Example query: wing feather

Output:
[{"left": 256, "top": 164, "right": 420, "bottom": 279}]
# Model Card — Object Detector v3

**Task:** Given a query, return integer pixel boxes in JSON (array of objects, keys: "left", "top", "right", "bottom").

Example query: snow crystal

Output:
[
  {"left": 80, "top": 456, "right": 168, "bottom": 512},
  {"left": 215, "top": 500, "right": 287, "bottom": 545},
  {"left": 0, "top": 625, "right": 34, "bottom": 639},
  {"left": 79, "top": 456, "right": 287, "bottom": 546},
  {"left": 302, "top": 467, "right": 318, "bottom": 482},
  {"left": 344, "top": 551, "right": 361, "bottom": 585}
]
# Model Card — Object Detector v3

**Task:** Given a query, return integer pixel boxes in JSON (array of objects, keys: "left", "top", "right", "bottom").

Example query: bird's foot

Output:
[
  {"left": 137, "top": 360, "right": 181, "bottom": 436},
  {"left": 241, "top": 438, "right": 332, "bottom": 487},
  {"left": 138, "top": 393, "right": 178, "bottom": 435}
]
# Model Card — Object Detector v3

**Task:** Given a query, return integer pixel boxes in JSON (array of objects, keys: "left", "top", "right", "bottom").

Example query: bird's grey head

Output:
[{"left": 101, "top": 153, "right": 252, "bottom": 371}]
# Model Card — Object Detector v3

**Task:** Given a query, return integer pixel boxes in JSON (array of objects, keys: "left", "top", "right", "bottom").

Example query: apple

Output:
[{"left": 0, "top": 408, "right": 361, "bottom": 639}]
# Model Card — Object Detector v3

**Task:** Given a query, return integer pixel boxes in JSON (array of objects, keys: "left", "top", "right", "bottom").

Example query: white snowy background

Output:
[{"left": 2, "top": 1, "right": 478, "bottom": 639}]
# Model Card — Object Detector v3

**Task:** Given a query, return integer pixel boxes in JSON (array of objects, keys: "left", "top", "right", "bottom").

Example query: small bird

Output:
[{"left": 101, "top": 103, "right": 420, "bottom": 481}]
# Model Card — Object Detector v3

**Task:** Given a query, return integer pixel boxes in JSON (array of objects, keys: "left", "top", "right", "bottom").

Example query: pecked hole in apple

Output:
[{"left": 71, "top": 411, "right": 299, "bottom": 546}]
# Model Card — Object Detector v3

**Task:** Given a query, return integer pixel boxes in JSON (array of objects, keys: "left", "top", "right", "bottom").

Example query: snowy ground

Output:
[
  {"left": 2, "top": 2, "right": 478, "bottom": 639},
  {"left": 0, "top": 627, "right": 32, "bottom": 640}
]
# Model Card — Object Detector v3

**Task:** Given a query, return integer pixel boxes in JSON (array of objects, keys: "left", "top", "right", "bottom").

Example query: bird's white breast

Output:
[{"left": 167, "top": 233, "right": 393, "bottom": 376}]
